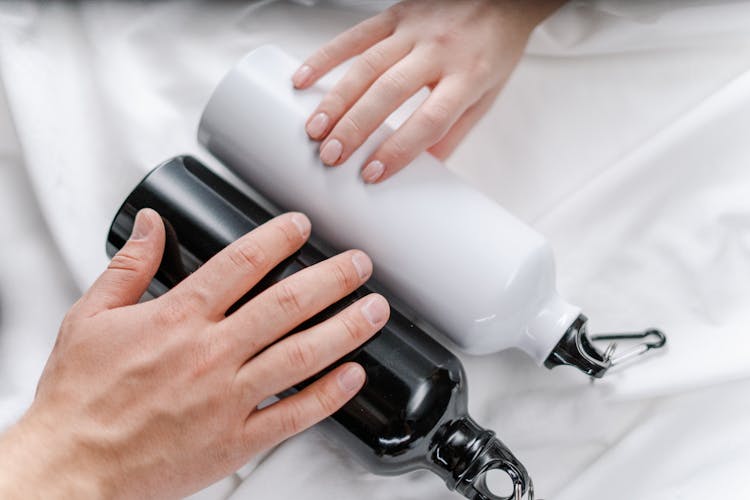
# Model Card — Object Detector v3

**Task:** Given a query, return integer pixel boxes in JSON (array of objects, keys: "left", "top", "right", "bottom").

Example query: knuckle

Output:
[
  {"left": 274, "top": 219, "right": 301, "bottom": 247},
  {"left": 56, "top": 311, "right": 79, "bottom": 344},
  {"left": 108, "top": 250, "right": 143, "bottom": 274},
  {"left": 236, "top": 370, "right": 263, "bottom": 403},
  {"left": 170, "top": 283, "right": 212, "bottom": 316},
  {"left": 340, "top": 114, "right": 365, "bottom": 140},
  {"left": 284, "top": 339, "right": 317, "bottom": 373},
  {"left": 384, "top": 135, "right": 410, "bottom": 162},
  {"left": 434, "top": 30, "right": 459, "bottom": 47},
  {"left": 274, "top": 282, "right": 304, "bottom": 317},
  {"left": 190, "top": 333, "right": 224, "bottom": 379},
  {"left": 419, "top": 102, "right": 452, "bottom": 133},
  {"left": 357, "top": 46, "right": 387, "bottom": 78},
  {"left": 386, "top": 2, "right": 406, "bottom": 22},
  {"left": 63, "top": 299, "right": 85, "bottom": 322},
  {"left": 184, "top": 283, "right": 213, "bottom": 310},
  {"left": 471, "top": 58, "right": 494, "bottom": 81},
  {"left": 153, "top": 296, "right": 191, "bottom": 326},
  {"left": 317, "top": 44, "right": 336, "bottom": 66},
  {"left": 331, "top": 259, "right": 357, "bottom": 292},
  {"left": 321, "top": 88, "right": 348, "bottom": 118},
  {"left": 313, "top": 384, "right": 341, "bottom": 415},
  {"left": 377, "top": 68, "right": 408, "bottom": 96},
  {"left": 348, "top": 25, "right": 369, "bottom": 46},
  {"left": 227, "top": 238, "right": 267, "bottom": 274},
  {"left": 279, "top": 401, "right": 304, "bottom": 436},
  {"left": 338, "top": 312, "right": 366, "bottom": 344}
]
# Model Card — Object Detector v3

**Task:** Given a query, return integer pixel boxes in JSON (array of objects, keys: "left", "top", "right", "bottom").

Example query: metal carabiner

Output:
[
  {"left": 544, "top": 315, "right": 668, "bottom": 378},
  {"left": 589, "top": 328, "right": 667, "bottom": 368},
  {"left": 514, "top": 481, "right": 538, "bottom": 500}
]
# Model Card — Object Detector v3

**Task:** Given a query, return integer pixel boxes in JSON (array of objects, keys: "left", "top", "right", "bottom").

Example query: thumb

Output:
[{"left": 78, "top": 208, "right": 165, "bottom": 315}]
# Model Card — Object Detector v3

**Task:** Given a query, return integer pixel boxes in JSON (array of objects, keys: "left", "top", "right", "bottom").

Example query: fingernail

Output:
[
  {"left": 338, "top": 364, "right": 365, "bottom": 393},
  {"left": 130, "top": 209, "right": 153, "bottom": 241},
  {"left": 320, "top": 139, "right": 343, "bottom": 165},
  {"left": 361, "top": 161, "right": 384, "bottom": 184},
  {"left": 292, "top": 64, "right": 312, "bottom": 88},
  {"left": 360, "top": 294, "right": 388, "bottom": 326},
  {"left": 351, "top": 251, "right": 372, "bottom": 281},
  {"left": 306, "top": 112, "right": 329, "bottom": 139},
  {"left": 290, "top": 213, "right": 311, "bottom": 237}
]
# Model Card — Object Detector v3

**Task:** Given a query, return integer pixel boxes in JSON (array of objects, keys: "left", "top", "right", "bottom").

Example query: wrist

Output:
[
  {"left": 0, "top": 409, "right": 114, "bottom": 498},
  {"left": 492, "top": 0, "right": 567, "bottom": 33}
]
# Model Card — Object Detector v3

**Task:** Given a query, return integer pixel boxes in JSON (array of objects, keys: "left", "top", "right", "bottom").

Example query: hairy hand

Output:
[{"left": 0, "top": 209, "right": 388, "bottom": 499}]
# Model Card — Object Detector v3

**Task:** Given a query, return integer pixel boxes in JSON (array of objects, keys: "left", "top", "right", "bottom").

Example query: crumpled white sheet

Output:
[{"left": 1, "top": 1, "right": 749, "bottom": 499}]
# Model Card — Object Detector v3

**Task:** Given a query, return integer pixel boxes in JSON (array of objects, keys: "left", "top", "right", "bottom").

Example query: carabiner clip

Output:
[
  {"left": 544, "top": 315, "right": 668, "bottom": 378},
  {"left": 514, "top": 481, "right": 538, "bottom": 500},
  {"left": 589, "top": 328, "right": 667, "bottom": 368}
]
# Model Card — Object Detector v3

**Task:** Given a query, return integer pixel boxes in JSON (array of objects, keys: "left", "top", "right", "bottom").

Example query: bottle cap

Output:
[{"left": 544, "top": 314, "right": 667, "bottom": 378}]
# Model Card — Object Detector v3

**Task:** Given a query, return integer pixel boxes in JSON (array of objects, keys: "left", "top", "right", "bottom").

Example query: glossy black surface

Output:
[
  {"left": 544, "top": 315, "right": 610, "bottom": 378},
  {"left": 106, "top": 156, "right": 531, "bottom": 499},
  {"left": 545, "top": 316, "right": 668, "bottom": 379}
]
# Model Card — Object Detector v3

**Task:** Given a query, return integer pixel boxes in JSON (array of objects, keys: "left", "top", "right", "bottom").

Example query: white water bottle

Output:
[{"left": 198, "top": 45, "right": 665, "bottom": 378}]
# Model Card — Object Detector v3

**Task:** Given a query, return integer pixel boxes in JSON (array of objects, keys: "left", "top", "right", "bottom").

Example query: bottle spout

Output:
[
  {"left": 544, "top": 314, "right": 667, "bottom": 378},
  {"left": 455, "top": 436, "right": 536, "bottom": 500},
  {"left": 431, "top": 417, "right": 536, "bottom": 500}
]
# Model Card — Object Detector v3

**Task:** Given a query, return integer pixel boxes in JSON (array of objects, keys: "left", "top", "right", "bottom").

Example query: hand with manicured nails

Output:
[
  {"left": 293, "top": 0, "right": 565, "bottom": 183},
  {"left": 0, "top": 209, "right": 388, "bottom": 499}
]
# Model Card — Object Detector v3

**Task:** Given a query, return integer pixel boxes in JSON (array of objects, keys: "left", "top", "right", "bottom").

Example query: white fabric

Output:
[{"left": 1, "top": 1, "right": 749, "bottom": 498}]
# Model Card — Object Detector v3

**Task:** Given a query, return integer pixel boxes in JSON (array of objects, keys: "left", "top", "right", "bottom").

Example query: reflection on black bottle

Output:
[{"left": 106, "top": 156, "right": 534, "bottom": 500}]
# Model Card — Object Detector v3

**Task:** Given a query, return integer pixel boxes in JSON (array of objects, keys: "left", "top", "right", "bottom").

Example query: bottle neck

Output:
[
  {"left": 544, "top": 314, "right": 611, "bottom": 378},
  {"left": 428, "top": 417, "right": 533, "bottom": 500},
  {"left": 519, "top": 293, "right": 581, "bottom": 365}
]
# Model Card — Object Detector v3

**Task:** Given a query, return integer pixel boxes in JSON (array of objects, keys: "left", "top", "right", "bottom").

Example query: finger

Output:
[
  {"left": 318, "top": 49, "right": 438, "bottom": 167},
  {"left": 291, "top": 10, "right": 398, "bottom": 89},
  {"left": 304, "top": 37, "right": 411, "bottom": 141},
  {"left": 243, "top": 362, "right": 366, "bottom": 451},
  {"left": 220, "top": 249, "right": 373, "bottom": 361},
  {"left": 360, "top": 77, "right": 481, "bottom": 183},
  {"left": 167, "top": 212, "right": 311, "bottom": 319},
  {"left": 236, "top": 293, "right": 387, "bottom": 404},
  {"left": 77, "top": 209, "right": 165, "bottom": 316},
  {"left": 428, "top": 84, "right": 503, "bottom": 160}
]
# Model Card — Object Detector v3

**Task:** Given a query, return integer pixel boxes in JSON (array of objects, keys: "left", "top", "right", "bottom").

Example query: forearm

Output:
[{"left": 0, "top": 413, "right": 110, "bottom": 499}]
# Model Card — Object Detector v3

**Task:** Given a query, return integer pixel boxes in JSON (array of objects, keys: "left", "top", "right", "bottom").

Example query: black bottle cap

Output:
[
  {"left": 544, "top": 315, "right": 667, "bottom": 379},
  {"left": 431, "top": 417, "right": 534, "bottom": 500}
]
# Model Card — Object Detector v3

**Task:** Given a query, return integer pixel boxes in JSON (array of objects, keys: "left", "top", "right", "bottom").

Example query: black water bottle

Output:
[{"left": 106, "top": 156, "right": 535, "bottom": 500}]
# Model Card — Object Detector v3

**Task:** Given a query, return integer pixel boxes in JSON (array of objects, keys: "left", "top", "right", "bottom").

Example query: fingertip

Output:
[
  {"left": 289, "top": 212, "right": 312, "bottom": 238},
  {"left": 360, "top": 293, "right": 389, "bottom": 326},
  {"left": 131, "top": 208, "right": 165, "bottom": 241},
  {"left": 350, "top": 249, "right": 373, "bottom": 281},
  {"left": 306, "top": 112, "right": 330, "bottom": 140},
  {"left": 292, "top": 64, "right": 313, "bottom": 89},
  {"left": 319, "top": 139, "right": 343, "bottom": 166},
  {"left": 427, "top": 141, "right": 452, "bottom": 160},
  {"left": 337, "top": 362, "right": 366, "bottom": 394},
  {"left": 361, "top": 160, "right": 385, "bottom": 184},
  {"left": 140, "top": 207, "right": 160, "bottom": 219},
  {"left": 82, "top": 209, "right": 165, "bottom": 314},
  {"left": 130, "top": 209, "right": 154, "bottom": 240}
]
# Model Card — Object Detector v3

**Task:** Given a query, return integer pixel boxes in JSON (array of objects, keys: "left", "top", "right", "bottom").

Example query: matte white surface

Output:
[
  {"left": 1, "top": 1, "right": 749, "bottom": 499},
  {"left": 198, "top": 44, "right": 581, "bottom": 364}
]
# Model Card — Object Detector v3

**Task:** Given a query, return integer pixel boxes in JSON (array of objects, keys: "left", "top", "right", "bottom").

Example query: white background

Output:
[{"left": 1, "top": 1, "right": 750, "bottom": 498}]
